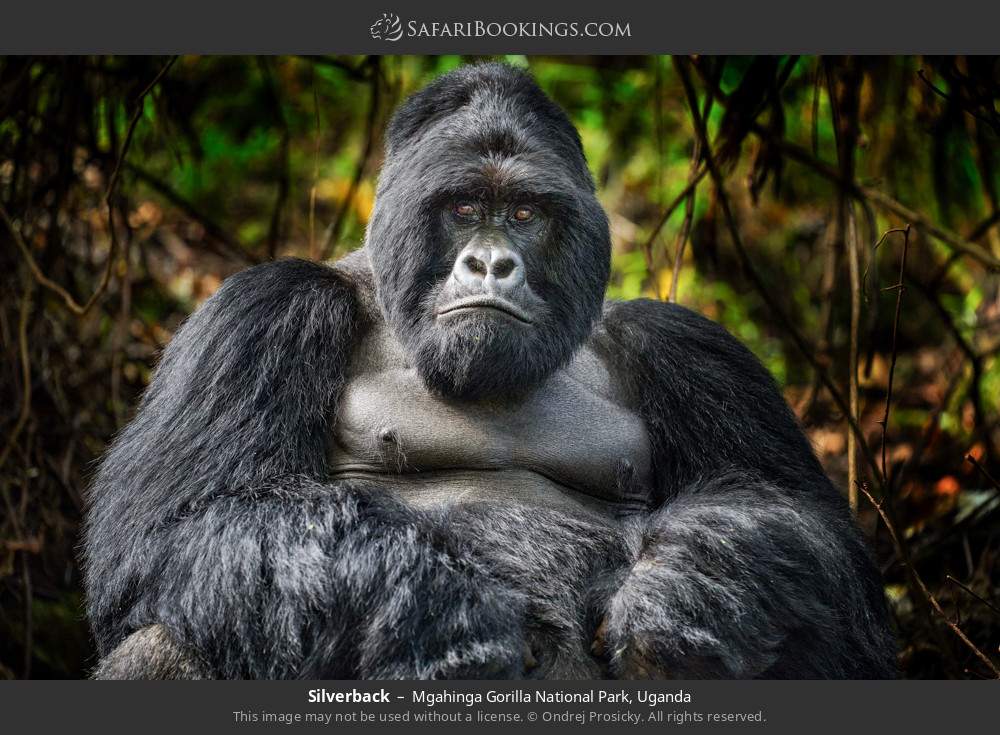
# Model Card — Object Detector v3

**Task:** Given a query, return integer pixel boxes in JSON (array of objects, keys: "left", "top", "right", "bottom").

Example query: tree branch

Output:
[
  {"left": 1, "top": 56, "right": 177, "bottom": 315},
  {"left": 673, "top": 55, "right": 885, "bottom": 490},
  {"left": 859, "top": 482, "right": 1000, "bottom": 678}
]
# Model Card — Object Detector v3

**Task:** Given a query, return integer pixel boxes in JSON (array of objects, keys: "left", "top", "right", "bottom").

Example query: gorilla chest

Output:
[{"left": 329, "top": 332, "right": 653, "bottom": 517}]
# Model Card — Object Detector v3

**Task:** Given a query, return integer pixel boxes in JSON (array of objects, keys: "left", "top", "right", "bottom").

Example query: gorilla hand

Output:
[{"left": 594, "top": 472, "right": 883, "bottom": 679}]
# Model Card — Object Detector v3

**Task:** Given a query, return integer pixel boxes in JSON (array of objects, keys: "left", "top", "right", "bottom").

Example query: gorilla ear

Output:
[{"left": 385, "top": 73, "right": 473, "bottom": 153}]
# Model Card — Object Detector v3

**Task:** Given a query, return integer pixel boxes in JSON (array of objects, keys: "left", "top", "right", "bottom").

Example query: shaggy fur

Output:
[
  {"left": 94, "top": 624, "right": 209, "bottom": 680},
  {"left": 84, "top": 63, "right": 896, "bottom": 679},
  {"left": 367, "top": 64, "right": 610, "bottom": 399}
]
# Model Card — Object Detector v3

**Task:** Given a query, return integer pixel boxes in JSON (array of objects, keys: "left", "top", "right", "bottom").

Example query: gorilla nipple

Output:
[{"left": 376, "top": 428, "right": 409, "bottom": 472}]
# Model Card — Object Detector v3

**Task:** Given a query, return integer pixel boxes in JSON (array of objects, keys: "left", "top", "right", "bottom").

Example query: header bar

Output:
[{"left": 2, "top": 0, "right": 998, "bottom": 54}]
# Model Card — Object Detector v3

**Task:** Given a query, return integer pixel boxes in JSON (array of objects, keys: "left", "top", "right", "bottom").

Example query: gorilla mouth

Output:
[{"left": 436, "top": 295, "right": 534, "bottom": 324}]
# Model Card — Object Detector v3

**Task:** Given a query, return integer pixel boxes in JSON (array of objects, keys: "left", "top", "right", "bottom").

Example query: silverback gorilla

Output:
[{"left": 84, "top": 63, "right": 896, "bottom": 679}]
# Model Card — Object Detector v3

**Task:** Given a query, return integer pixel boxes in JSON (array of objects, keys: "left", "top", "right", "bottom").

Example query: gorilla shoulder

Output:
[
  {"left": 601, "top": 298, "right": 766, "bottom": 366},
  {"left": 197, "top": 258, "right": 360, "bottom": 335},
  {"left": 598, "top": 296, "right": 790, "bottom": 405},
  {"left": 596, "top": 296, "right": 828, "bottom": 497},
  {"left": 161, "top": 257, "right": 364, "bottom": 403}
]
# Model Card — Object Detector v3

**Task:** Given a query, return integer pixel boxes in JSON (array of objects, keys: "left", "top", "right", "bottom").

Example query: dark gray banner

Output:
[
  {"left": 0, "top": 0, "right": 998, "bottom": 54},
  {"left": 0, "top": 681, "right": 996, "bottom": 733}
]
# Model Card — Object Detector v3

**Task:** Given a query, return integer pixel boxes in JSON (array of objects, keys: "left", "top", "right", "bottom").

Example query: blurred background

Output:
[{"left": 0, "top": 55, "right": 998, "bottom": 679}]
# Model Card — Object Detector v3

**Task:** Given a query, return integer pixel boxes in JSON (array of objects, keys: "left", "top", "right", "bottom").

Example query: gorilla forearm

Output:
[
  {"left": 598, "top": 472, "right": 895, "bottom": 678},
  {"left": 444, "top": 503, "right": 628, "bottom": 678},
  {"left": 89, "top": 478, "right": 527, "bottom": 679}
]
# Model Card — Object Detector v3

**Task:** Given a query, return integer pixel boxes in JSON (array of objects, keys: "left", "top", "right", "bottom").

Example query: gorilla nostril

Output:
[
  {"left": 492, "top": 257, "right": 516, "bottom": 279},
  {"left": 464, "top": 255, "right": 487, "bottom": 277}
]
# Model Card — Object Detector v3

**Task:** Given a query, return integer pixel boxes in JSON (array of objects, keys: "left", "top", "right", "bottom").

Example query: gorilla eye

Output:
[
  {"left": 512, "top": 205, "right": 535, "bottom": 223},
  {"left": 453, "top": 202, "right": 478, "bottom": 219}
]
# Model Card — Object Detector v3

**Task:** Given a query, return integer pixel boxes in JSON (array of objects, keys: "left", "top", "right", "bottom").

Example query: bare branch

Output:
[
  {"left": 641, "top": 166, "right": 708, "bottom": 270},
  {"left": 878, "top": 226, "right": 911, "bottom": 488},
  {"left": 859, "top": 482, "right": 1000, "bottom": 678},
  {"left": 946, "top": 576, "right": 1000, "bottom": 617},
  {"left": 0, "top": 285, "right": 33, "bottom": 475},
  {"left": 320, "top": 57, "right": 381, "bottom": 261},
  {"left": 673, "top": 55, "right": 885, "bottom": 490},
  {"left": 0, "top": 56, "right": 177, "bottom": 315},
  {"left": 966, "top": 454, "right": 1000, "bottom": 492},
  {"left": 847, "top": 208, "right": 862, "bottom": 513}
]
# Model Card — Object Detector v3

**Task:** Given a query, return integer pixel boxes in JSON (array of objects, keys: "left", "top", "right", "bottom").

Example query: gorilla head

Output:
[{"left": 366, "top": 63, "right": 611, "bottom": 400}]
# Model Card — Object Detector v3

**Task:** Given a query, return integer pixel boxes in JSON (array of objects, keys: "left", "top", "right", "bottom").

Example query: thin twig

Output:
[
  {"left": 966, "top": 454, "right": 1000, "bottom": 492},
  {"left": 860, "top": 187, "right": 999, "bottom": 272},
  {"left": 0, "top": 285, "right": 33, "bottom": 475},
  {"left": 858, "top": 482, "right": 1000, "bottom": 678},
  {"left": 847, "top": 207, "right": 861, "bottom": 513},
  {"left": 862, "top": 227, "right": 909, "bottom": 296},
  {"left": 320, "top": 57, "right": 381, "bottom": 261},
  {"left": 257, "top": 58, "right": 290, "bottom": 259},
  {"left": 946, "top": 576, "right": 1000, "bottom": 617},
  {"left": 827, "top": 61, "right": 863, "bottom": 514},
  {"left": 877, "top": 225, "right": 911, "bottom": 488},
  {"left": 641, "top": 166, "right": 708, "bottom": 269},
  {"left": 667, "top": 66, "right": 717, "bottom": 302},
  {"left": 674, "top": 56, "right": 885, "bottom": 490},
  {"left": 309, "top": 65, "right": 322, "bottom": 261},
  {"left": 0, "top": 56, "right": 176, "bottom": 316},
  {"left": 668, "top": 147, "right": 699, "bottom": 303}
]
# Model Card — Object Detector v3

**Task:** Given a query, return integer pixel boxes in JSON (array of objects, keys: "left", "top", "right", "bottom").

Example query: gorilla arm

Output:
[
  {"left": 593, "top": 301, "right": 897, "bottom": 679},
  {"left": 84, "top": 259, "right": 527, "bottom": 679}
]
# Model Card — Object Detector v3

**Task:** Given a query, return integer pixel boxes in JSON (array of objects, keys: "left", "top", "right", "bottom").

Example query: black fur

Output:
[
  {"left": 94, "top": 624, "right": 209, "bottom": 680},
  {"left": 368, "top": 64, "right": 610, "bottom": 399},
  {"left": 84, "top": 63, "right": 896, "bottom": 679}
]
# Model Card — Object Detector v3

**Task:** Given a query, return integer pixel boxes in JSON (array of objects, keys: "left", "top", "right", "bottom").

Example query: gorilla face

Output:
[{"left": 366, "top": 64, "right": 611, "bottom": 400}]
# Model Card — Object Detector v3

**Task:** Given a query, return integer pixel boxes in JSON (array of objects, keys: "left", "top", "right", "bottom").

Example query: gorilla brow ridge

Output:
[{"left": 427, "top": 164, "right": 583, "bottom": 213}]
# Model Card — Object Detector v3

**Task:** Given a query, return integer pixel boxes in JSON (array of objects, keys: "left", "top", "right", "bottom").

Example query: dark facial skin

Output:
[
  {"left": 367, "top": 161, "right": 609, "bottom": 402},
  {"left": 435, "top": 199, "right": 547, "bottom": 328}
]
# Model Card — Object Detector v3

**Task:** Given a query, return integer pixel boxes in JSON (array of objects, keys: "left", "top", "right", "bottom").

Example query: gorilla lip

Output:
[{"left": 436, "top": 295, "right": 533, "bottom": 324}]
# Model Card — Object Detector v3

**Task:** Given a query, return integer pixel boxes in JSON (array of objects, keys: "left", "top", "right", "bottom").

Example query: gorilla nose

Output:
[{"left": 453, "top": 244, "right": 525, "bottom": 294}]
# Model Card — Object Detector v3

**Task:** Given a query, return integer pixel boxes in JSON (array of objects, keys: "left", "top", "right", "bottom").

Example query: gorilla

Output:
[{"left": 84, "top": 63, "right": 896, "bottom": 679}]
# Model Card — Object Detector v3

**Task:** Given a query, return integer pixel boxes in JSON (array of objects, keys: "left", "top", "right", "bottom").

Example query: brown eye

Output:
[
  {"left": 512, "top": 205, "right": 535, "bottom": 223},
  {"left": 454, "top": 202, "right": 477, "bottom": 219}
]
